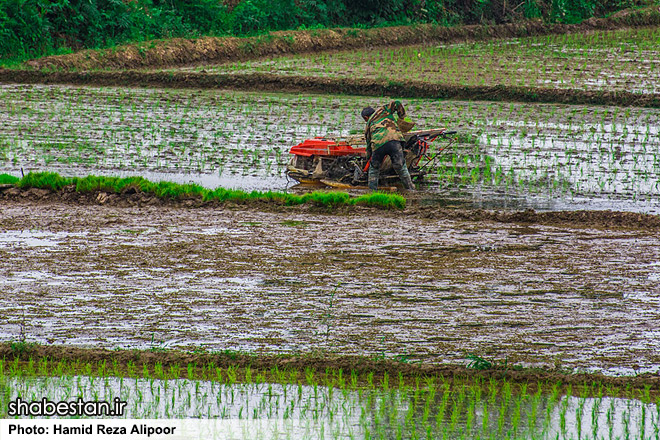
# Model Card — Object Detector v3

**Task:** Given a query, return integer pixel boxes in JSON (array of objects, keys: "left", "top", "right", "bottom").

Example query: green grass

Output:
[
  {"left": 17, "top": 171, "right": 71, "bottom": 191},
  {"left": 354, "top": 192, "right": 406, "bottom": 209},
  {"left": 9, "top": 172, "right": 406, "bottom": 210},
  {"left": 0, "top": 173, "right": 19, "bottom": 184}
]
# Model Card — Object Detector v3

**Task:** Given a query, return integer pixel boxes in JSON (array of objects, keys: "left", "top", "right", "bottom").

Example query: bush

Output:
[
  {"left": 342, "top": 0, "right": 420, "bottom": 25},
  {"left": 230, "top": 0, "right": 305, "bottom": 34},
  {"left": 550, "top": 0, "right": 597, "bottom": 23},
  {"left": 0, "top": 0, "right": 52, "bottom": 59},
  {"left": 0, "top": 0, "right": 231, "bottom": 61}
]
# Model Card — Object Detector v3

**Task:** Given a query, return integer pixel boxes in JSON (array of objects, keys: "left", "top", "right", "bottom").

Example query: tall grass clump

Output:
[
  {"left": 301, "top": 191, "right": 352, "bottom": 207},
  {"left": 203, "top": 187, "right": 254, "bottom": 203},
  {"left": 152, "top": 181, "right": 207, "bottom": 199},
  {"left": 75, "top": 175, "right": 210, "bottom": 199},
  {"left": 75, "top": 175, "right": 150, "bottom": 193}
]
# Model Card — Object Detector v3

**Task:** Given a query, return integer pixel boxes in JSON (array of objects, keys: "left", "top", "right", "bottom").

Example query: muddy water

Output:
[{"left": 1, "top": 201, "right": 659, "bottom": 375}]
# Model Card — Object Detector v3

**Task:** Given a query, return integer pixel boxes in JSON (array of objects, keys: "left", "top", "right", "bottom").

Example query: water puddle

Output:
[
  {"left": 417, "top": 188, "right": 660, "bottom": 214},
  {"left": 0, "top": 230, "right": 82, "bottom": 248}
]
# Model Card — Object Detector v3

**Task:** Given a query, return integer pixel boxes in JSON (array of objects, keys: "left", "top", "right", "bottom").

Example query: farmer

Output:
[{"left": 361, "top": 100, "right": 415, "bottom": 191}]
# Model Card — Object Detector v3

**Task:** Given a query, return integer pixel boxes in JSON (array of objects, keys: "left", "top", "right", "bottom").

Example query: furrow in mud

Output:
[{"left": 2, "top": 70, "right": 660, "bottom": 108}]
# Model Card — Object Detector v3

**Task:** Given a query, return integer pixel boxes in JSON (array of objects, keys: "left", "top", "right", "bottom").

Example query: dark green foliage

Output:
[
  {"left": 231, "top": 0, "right": 295, "bottom": 34},
  {"left": 46, "top": 0, "right": 135, "bottom": 48},
  {"left": 155, "top": 0, "right": 231, "bottom": 35},
  {"left": 424, "top": 0, "right": 641, "bottom": 24},
  {"left": 524, "top": 0, "right": 544, "bottom": 19},
  {"left": 0, "top": 0, "right": 232, "bottom": 61},
  {"left": 424, "top": 0, "right": 463, "bottom": 26},
  {"left": 297, "top": 0, "right": 348, "bottom": 27},
  {"left": 229, "top": 0, "right": 352, "bottom": 34},
  {"left": 0, "top": 0, "right": 52, "bottom": 59},
  {"left": 8, "top": 172, "right": 406, "bottom": 209},
  {"left": 551, "top": 0, "right": 597, "bottom": 23},
  {"left": 343, "top": 0, "right": 419, "bottom": 25},
  {"left": 0, "top": 0, "right": 644, "bottom": 61}
]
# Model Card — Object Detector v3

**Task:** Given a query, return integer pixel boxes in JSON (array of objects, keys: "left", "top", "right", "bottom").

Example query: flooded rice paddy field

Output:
[
  {"left": 188, "top": 26, "right": 660, "bottom": 95},
  {"left": 2, "top": 201, "right": 660, "bottom": 376},
  {"left": 4, "top": 374, "right": 658, "bottom": 438},
  {"left": 1, "top": 83, "right": 659, "bottom": 213}
]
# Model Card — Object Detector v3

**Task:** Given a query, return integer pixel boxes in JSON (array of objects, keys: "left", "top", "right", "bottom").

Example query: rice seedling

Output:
[
  {"left": 198, "top": 26, "right": 660, "bottom": 95},
  {"left": 0, "top": 173, "right": 19, "bottom": 184}
]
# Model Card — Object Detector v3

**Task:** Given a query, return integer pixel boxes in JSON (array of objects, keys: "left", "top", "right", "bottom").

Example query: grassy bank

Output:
[{"left": 0, "top": 172, "right": 406, "bottom": 209}]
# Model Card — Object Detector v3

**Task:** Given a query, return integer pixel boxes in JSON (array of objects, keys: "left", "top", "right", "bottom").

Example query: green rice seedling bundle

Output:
[{"left": 9, "top": 171, "right": 406, "bottom": 210}]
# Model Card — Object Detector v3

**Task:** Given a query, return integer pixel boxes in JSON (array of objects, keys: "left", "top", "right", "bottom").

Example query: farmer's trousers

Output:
[{"left": 368, "top": 140, "right": 414, "bottom": 190}]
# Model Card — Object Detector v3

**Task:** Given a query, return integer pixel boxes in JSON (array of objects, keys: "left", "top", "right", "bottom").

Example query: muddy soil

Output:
[
  {"left": 2, "top": 69, "right": 659, "bottom": 108},
  {"left": 2, "top": 198, "right": 659, "bottom": 376},
  {"left": 3, "top": 344, "right": 660, "bottom": 391},
  {"left": 3, "top": 186, "right": 660, "bottom": 230}
]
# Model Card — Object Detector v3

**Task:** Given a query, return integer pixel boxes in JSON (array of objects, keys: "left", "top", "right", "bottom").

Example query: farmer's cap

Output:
[{"left": 361, "top": 107, "right": 375, "bottom": 120}]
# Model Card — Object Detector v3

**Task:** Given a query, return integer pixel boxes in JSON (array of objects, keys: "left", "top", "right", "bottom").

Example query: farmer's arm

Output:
[
  {"left": 388, "top": 100, "right": 406, "bottom": 119},
  {"left": 364, "top": 124, "right": 372, "bottom": 160}
]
